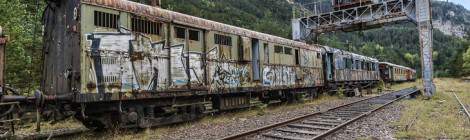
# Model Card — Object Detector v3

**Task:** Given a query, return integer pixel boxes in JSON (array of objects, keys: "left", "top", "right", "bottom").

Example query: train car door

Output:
[
  {"left": 252, "top": 39, "right": 260, "bottom": 81},
  {"left": 324, "top": 53, "right": 334, "bottom": 81},
  {"left": 171, "top": 26, "right": 204, "bottom": 88}
]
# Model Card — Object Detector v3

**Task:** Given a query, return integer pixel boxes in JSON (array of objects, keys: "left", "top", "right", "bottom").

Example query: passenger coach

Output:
[{"left": 43, "top": 0, "right": 325, "bottom": 128}]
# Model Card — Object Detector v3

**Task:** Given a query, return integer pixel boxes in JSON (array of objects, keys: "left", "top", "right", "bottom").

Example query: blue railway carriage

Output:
[
  {"left": 41, "top": 0, "right": 325, "bottom": 129},
  {"left": 323, "top": 47, "right": 380, "bottom": 94}
]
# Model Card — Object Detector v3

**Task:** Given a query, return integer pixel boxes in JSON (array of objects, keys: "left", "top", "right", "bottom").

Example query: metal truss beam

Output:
[{"left": 292, "top": 0, "right": 435, "bottom": 96}]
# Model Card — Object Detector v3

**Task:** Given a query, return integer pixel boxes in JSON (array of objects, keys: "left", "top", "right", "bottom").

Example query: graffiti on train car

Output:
[
  {"left": 207, "top": 46, "right": 251, "bottom": 91},
  {"left": 301, "top": 68, "right": 317, "bottom": 86},
  {"left": 169, "top": 44, "right": 204, "bottom": 87},
  {"left": 210, "top": 63, "right": 250, "bottom": 90},
  {"left": 85, "top": 32, "right": 169, "bottom": 93},
  {"left": 263, "top": 66, "right": 296, "bottom": 86}
]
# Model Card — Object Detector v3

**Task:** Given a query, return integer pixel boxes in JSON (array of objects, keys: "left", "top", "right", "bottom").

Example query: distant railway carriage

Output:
[
  {"left": 0, "top": 0, "right": 416, "bottom": 130},
  {"left": 379, "top": 62, "right": 416, "bottom": 82},
  {"left": 323, "top": 47, "right": 380, "bottom": 94}
]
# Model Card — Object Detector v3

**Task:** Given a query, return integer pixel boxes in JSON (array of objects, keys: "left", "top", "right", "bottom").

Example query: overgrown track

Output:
[
  {"left": 221, "top": 87, "right": 419, "bottom": 140},
  {"left": 452, "top": 90, "right": 470, "bottom": 122}
]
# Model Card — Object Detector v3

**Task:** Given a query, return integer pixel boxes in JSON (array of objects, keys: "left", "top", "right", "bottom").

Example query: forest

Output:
[{"left": 0, "top": 0, "right": 469, "bottom": 93}]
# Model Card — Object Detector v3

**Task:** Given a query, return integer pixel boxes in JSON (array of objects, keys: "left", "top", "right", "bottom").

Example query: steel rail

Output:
[
  {"left": 312, "top": 88, "right": 418, "bottom": 139},
  {"left": 452, "top": 90, "right": 470, "bottom": 122},
  {"left": 220, "top": 87, "right": 418, "bottom": 140}
]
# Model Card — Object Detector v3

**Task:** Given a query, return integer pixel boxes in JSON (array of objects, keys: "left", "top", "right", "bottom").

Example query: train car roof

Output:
[
  {"left": 80, "top": 0, "right": 322, "bottom": 52},
  {"left": 322, "top": 46, "right": 378, "bottom": 62},
  {"left": 379, "top": 62, "right": 415, "bottom": 71}
]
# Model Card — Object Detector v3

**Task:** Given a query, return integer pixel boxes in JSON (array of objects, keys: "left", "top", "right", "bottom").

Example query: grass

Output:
[
  {"left": 393, "top": 78, "right": 470, "bottom": 139},
  {"left": 15, "top": 117, "right": 84, "bottom": 135}
]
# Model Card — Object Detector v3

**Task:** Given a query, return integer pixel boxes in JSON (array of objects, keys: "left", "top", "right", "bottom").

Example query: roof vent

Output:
[{"left": 150, "top": 0, "right": 161, "bottom": 7}]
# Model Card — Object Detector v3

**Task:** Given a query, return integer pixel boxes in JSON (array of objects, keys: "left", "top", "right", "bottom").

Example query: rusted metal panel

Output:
[
  {"left": 0, "top": 35, "right": 6, "bottom": 90},
  {"left": 43, "top": 0, "right": 81, "bottom": 95},
  {"left": 80, "top": 0, "right": 322, "bottom": 52}
]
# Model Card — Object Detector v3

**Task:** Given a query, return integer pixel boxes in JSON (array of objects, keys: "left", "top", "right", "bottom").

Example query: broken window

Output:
[
  {"left": 94, "top": 11, "right": 119, "bottom": 29},
  {"left": 284, "top": 47, "right": 292, "bottom": 55},
  {"left": 295, "top": 49, "right": 300, "bottom": 65},
  {"left": 175, "top": 27, "right": 186, "bottom": 39},
  {"left": 264, "top": 43, "right": 270, "bottom": 64},
  {"left": 189, "top": 30, "right": 200, "bottom": 41},
  {"left": 214, "top": 34, "right": 232, "bottom": 46},
  {"left": 274, "top": 45, "right": 283, "bottom": 53},
  {"left": 131, "top": 17, "right": 161, "bottom": 35}
]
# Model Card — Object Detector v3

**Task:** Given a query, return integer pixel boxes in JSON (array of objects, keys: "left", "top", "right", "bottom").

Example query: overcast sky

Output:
[{"left": 438, "top": 0, "right": 470, "bottom": 10}]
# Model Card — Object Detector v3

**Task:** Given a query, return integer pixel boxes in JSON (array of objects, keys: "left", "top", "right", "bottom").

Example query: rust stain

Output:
[{"left": 80, "top": 0, "right": 322, "bottom": 52}]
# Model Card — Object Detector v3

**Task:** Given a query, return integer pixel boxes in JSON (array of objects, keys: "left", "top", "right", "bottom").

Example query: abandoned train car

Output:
[
  {"left": 379, "top": 62, "right": 416, "bottom": 83},
  {"left": 323, "top": 47, "right": 380, "bottom": 95},
  {"left": 42, "top": 0, "right": 327, "bottom": 128},
  {"left": 29, "top": 0, "right": 413, "bottom": 129}
]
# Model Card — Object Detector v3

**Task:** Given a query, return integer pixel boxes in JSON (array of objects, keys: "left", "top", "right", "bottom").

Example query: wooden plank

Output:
[
  {"left": 287, "top": 124, "right": 331, "bottom": 130},
  {"left": 276, "top": 128, "right": 321, "bottom": 135},
  {"left": 302, "top": 121, "right": 338, "bottom": 126},
  {"left": 262, "top": 133, "right": 308, "bottom": 140}
]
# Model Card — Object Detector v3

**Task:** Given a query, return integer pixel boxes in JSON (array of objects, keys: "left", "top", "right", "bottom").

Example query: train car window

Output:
[
  {"left": 274, "top": 45, "right": 283, "bottom": 53},
  {"left": 284, "top": 47, "right": 292, "bottom": 55},
  {"left": 175, "top": 27, "right": 186, "bottom": 39},
  {"left": 188, "top": 30, "right": 200, "bottom": 41},
  {"left": 345, "top": 58, "right": 352, "bottom": 69},
  {"left": 355, "top": 60, "right": 360, "bottom": 70},
  {"left": 94, "top": 11, "right": 119, "bottom": 29},
  {"left": 295, "top": 49, "right": 300, "bottom": 65},
  {"left": 131, "top": 17, "right": 161, "bottom": 35},
  {"left": 264, "top": 43, "right": 270, "bottom": 64},
  {"left": 214, "top": 34, "right": 232, "bottom": 46},
  {"left": 317, "top": 52, "right": 321, "bottom": 59}
]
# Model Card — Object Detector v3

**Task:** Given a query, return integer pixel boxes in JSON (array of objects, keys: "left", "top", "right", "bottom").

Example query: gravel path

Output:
[
  {"left": 324, "top": 100, "right": 405, "bottom": 140},
  {"left": 157, "top": 96, "right": 371, "bottom": 140}
]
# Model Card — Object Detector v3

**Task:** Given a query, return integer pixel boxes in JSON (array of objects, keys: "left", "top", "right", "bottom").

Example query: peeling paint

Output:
[{"left": 84, "top": 32, "right": 168, "bottom": 93}]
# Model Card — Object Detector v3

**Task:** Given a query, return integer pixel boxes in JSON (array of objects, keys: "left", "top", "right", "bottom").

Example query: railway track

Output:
[
  {"left": 452, "top": 90, "right": 470, "bottom": 122},
  {"left": 222, "top": 87, "right": 419, "bottom": 140}
]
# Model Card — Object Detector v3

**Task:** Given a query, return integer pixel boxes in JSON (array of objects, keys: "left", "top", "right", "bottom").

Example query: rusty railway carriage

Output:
[
  {"left": 0, "top": 0, "right": 415, "bottom": 130},
  {"left": 323, "top": 47, "right": 380, "bottom": 94},
  {"left": 379, "top": 62, "right": 416, "bottom": 83},
  {"left": 42, "top": 0, "right": 326, "bottom": 129}
]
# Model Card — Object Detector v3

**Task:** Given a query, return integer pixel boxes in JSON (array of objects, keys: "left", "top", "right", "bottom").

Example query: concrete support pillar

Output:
[{"left": 416, "top": 0, "right": 435, "bottom": 96}]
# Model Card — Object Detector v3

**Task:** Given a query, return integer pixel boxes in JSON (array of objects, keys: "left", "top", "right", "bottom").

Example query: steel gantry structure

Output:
[{"left": 292, "top": 0, "right": 435, "bottom": 96}]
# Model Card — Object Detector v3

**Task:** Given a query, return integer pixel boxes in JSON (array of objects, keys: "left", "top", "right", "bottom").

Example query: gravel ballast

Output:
[
  {"left": 324, "top": 101, "right": 405, "bottom": 140},
  {"left": 157, "top": 96, "right": 371, "bottom": 140}
]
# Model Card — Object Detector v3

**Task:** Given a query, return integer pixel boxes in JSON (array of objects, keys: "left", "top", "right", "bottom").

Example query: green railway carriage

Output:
[{"left": 42, "top": 0, "right": 325, "bottom": 128}]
